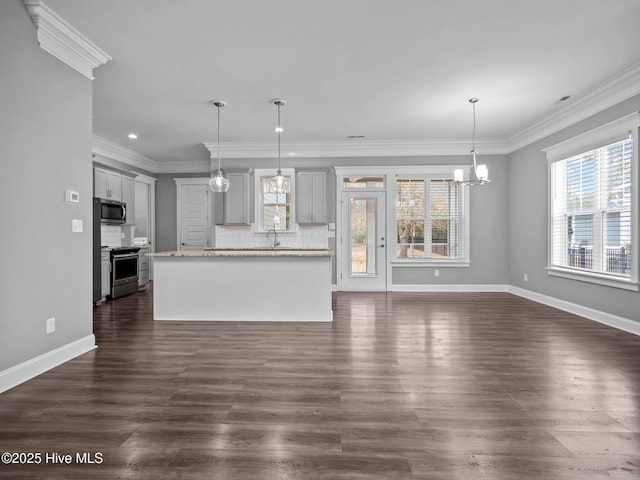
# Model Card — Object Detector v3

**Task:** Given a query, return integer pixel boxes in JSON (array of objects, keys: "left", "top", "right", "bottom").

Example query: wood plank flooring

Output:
[{"left": 1, "top": 288, "right": 639, "bottom": 479}]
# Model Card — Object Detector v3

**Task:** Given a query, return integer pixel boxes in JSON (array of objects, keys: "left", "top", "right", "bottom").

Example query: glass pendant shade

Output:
[
  {"left": 269, "top": 170, "right": 290, "bottom": 194},
  {"left": 476, "top": 164, "right": 489, "bottom": 182},
  {"left": 209, "top": 170, "right": 230, "bottom": 192}
]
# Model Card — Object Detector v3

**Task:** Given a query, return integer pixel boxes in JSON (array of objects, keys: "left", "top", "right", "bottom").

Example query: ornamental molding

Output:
[
  {"left": 202, "top": 138, "right": 509, "bottom": 159},
  {"left": 92, "top": 136, "right": 157, "bottom": 173},
  {"left": 23, "top": 0, "right": 111, "bottom": 79},
  {"left": 507, "top": 62, "right": 640, "bottom": 152}
]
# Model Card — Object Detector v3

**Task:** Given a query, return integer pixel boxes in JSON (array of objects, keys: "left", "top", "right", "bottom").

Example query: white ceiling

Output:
[{"left": 45, "top": 0, "right": 640, "bottom": 167}]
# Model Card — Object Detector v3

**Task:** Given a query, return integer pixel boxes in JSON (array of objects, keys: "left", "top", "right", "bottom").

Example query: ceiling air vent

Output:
[{"left": 347, "top": 135, "right": 365, "bottom": 139}]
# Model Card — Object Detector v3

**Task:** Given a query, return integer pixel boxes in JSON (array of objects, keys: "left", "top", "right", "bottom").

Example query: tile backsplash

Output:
[
  {"left": 100, "top": 225, "right": 122, "bottom": 247},
  {"left": 215, "top": 224, "right": 328, "bottom": 249},
  {"left": 101, "top": 225, "right": 134, "bottom": 248}
]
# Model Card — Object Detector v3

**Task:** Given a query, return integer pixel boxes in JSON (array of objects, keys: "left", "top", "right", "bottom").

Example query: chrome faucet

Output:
[{"left": 267, "top": 229, "right": 280, "bottom": 248}]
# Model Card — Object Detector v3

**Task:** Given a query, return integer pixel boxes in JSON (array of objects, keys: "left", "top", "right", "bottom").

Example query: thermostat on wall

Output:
[{"left": 66, "top": 190, "right": 80, "bottom": 203}]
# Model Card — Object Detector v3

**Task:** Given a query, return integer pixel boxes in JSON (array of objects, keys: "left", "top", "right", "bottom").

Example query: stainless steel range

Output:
[{"left": 110, "top": 247, "right": 140, "bottom": 298}]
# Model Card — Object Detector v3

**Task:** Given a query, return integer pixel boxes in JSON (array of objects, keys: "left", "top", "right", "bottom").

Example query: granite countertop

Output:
[{"left": 149, "top": 248, "right": 332, "bottom": 257}]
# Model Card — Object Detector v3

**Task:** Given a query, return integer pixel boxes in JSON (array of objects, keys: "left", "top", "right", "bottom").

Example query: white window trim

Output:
[
  {"left": 390, "top": 167, "right": 471, "bottom": 266},
  {"left": 254, "top": 168, "right": 296, "bottom": 233},
  {"left": 543, "top": 112, "right": 640, "bottom": 290}
]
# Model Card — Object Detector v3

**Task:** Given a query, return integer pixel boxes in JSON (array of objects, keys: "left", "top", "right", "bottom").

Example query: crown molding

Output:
[
  {"left": 155, "top": 160, "right": 210, "bottom": 174},
  {"left": 507, "top": 62, "right": 640, "bottom": 152},
  {"left": 91, "top": 62, "right": 640, "bottom": 173},
  {"left": 92, "top": 136, "right": 157, "bottom": 173},
  {"left": 23, "top": 0, "right": 111, "bottom": 80},
  {"left": 202, "top": 138, "right": 509, "bottom": 159}
]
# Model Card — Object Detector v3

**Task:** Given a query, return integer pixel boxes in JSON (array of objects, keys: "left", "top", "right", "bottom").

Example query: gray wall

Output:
[
  {"left": 392, "top": 154, "right": 508, "bottom": 285},
  {"left": 508, "top": 94, "right": 640, "bottom": 322},
  {"left": 155, "top": 154, "right": 509, "bottom": 287},
  {"left": 155, "top": 172, "right": 208, "bottom": 252},
  {"left": 0, "top": 0, "right": 94, "bottom": 370}
]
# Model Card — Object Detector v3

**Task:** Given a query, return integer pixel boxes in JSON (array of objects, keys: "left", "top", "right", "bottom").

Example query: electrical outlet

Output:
[
  {"left": 524, "top": 273, "right": 528, "bottom": 282},
  {"left": 434, "top": 269, "right": 440, "bottom": 277},
  {"left": 71, "top": 219, "right": 83, "bottom": 232},
  {"left": 46, "top": 317, "right": 55, "bottom": 334}
]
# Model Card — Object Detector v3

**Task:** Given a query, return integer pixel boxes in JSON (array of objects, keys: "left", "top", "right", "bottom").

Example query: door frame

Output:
[
  {"left": 135, "top": 173, "right": 157, "bottom": 279},
  {"left": 335, "top": 167, "right": 388, "bottom": 291},
  {"left": 175, "top": 177, "right": 212, "bottom": 250}
]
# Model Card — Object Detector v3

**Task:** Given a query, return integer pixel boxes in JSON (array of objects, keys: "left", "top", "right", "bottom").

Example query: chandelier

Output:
[{"left": 454, "top": 98, "right": 490, "bottom": 185}]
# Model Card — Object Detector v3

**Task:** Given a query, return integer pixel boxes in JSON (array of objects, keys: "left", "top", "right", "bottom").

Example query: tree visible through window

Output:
[{"left": 396, "top": 178, "right": 463, "bottom": 260}]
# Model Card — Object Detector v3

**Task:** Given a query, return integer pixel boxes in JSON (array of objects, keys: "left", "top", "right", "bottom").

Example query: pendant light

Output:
[
  {"left": 269, "top": 99, "right": 290, "bottom": 194},
  {"left": 209, "top": 100, "right": 230, "bottom": 193},
  {"left": 454, "top": 98, "right": 490, "bottom": 185}
]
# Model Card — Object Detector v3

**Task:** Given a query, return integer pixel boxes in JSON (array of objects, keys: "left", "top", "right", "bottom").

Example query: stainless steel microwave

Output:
[{"left": 98, "top": 198, "right": 126, "bottom": 224}]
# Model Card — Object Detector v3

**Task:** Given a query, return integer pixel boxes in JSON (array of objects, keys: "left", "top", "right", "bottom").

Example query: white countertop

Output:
[{"left": 149, "top": 248, "right": 331, "bottom": 257}]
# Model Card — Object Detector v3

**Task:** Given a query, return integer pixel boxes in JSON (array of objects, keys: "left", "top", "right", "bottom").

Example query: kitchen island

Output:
[{"left": 148, "top": 248, "right": 332, "bottom": 322}]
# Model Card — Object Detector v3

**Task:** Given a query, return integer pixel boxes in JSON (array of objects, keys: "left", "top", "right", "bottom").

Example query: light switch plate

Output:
[{"left": 72, "top": 219, "right": 83, "bottom": 232}]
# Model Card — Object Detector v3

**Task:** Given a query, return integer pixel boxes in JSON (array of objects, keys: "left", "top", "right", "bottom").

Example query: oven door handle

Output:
[{"left": 112, "top": 253, "right": 138, "bottom": 259}]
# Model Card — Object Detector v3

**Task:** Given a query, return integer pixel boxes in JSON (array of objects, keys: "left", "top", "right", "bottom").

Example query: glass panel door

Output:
[{"left": 341, "top": 191, "right": 386, "bottom": 290}]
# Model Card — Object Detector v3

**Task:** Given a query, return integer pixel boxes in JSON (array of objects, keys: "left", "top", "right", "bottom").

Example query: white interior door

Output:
[
  {"left": 340, "top": 191, "right": 386, "bottom": 290},
  {"left": 178, "top": 184, "right": 210, "bottom": 250}
]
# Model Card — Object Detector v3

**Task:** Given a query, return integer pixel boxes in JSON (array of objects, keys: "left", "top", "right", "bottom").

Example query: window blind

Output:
[
  {"left": 550, "top": 138, "right": 632, "bottom": 277},
  {"left": 396, "top": 178, "right": 464, "bottom": 260}
]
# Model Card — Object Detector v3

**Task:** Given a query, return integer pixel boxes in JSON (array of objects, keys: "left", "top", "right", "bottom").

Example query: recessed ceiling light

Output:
[{"left": 128, "top": 133, "right": 138, "bottom": 140}]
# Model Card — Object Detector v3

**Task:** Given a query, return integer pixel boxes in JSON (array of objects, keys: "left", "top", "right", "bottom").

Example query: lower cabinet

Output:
[
  {"left": 101, "top": 252, "right": 110, "bottom": 299},
  {"left": 139, "top": 248, "right": 150, "bottom": 288}
]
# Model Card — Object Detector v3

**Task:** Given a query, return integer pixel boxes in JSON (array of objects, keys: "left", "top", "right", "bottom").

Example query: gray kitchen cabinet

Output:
[
  {"left": 122, "top": 175, "right": 135, "bottom": 223},
  {"left": 138, "top": 247, "right": 149, "bottom": 288},
  {"left": 101, "top": 251, "right": 110, "bottom": 299},
  {"left": 94, "top": 167, "right": 123, "bottom": 201},
  {"left": 296, "top": 171, "right": 327, "bottom": 225},
  {"left": 215, "top": 171, "right": 253, "bottom": 225}
]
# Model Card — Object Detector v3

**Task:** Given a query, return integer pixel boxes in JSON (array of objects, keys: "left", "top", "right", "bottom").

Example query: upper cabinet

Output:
[
  {"left": 94, "top": 166, "right": 123, "bottom": 201},
  {"left": 214, "top": 170, "right": 254, "bottom": 225},
  {"left": 296, "top": 171, "right": 327, "bottom": 225},
  {"left": 94, "top": 166, "right": 137, "bottom": 224}
]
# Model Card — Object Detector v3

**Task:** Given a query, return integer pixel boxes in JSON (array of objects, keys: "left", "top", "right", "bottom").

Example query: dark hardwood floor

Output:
[{"left": 1, "top": 287, "right": 639, "bottom": 479}]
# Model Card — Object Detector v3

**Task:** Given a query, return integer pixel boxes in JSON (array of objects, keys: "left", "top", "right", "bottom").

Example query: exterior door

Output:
[
  {"left": 178, "top": 184, "right": 210, "bottom": 250},
  {"left": 340, "top": 191, "right": 386, "bottom": 290}
]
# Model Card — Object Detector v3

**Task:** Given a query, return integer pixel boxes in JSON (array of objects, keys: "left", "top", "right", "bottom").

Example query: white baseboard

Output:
[
  {"left": 0, "top": 335, "right": 96, "bottom": 393},
  {"left": 391, "top": 284, "right": 509, "bottom": 292},
  {"left": 508, "top": 286, "right": 640, "bottom": 336}
]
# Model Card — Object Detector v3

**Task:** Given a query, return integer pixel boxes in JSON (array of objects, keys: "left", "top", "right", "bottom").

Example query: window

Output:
[
  {"left": 255, "top": 168, "right": 295, "bottom": 232},
  {"left": 395, "top": 177, "right": 466, "bottom": 262},
  {"left": 342, "top": 176, "right": 385, "bottom": 189},
  {"left": 546, "top": 113, "right": 639, "bottom": 290}
]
